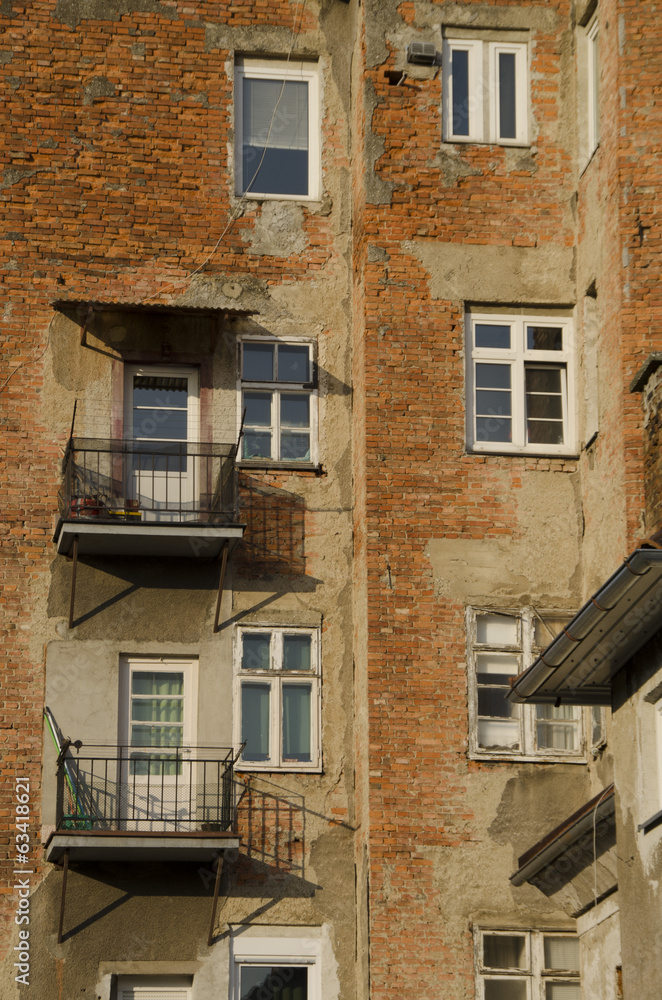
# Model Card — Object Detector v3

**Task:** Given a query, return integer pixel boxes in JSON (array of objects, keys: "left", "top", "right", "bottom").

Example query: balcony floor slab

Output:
[
  {"left": 45, "top": 830, "right": 240, "bottom": 863},
  {"left": 55, "top": 520, "right": 244, "bottom": 558}
]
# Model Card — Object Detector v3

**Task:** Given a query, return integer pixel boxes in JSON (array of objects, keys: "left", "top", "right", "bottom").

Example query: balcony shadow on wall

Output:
[{"left": 234, "top": 474, "right": 307, "bottom": 579}]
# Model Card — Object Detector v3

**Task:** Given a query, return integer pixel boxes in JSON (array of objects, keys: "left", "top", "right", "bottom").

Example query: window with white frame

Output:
[
  {"left": 240, "top": 339, "right": 316, "bottom": 464},
  {"left": 232, "top": 935, "right": 321, "bottom": 1000},
  {"left": 116, "top": 975, "right": 192, "bottom": 1000},
  {"left": 235, "top": 627, "right": 321, "bottom": 770},
  {"left": 468, "top": 609, "right": 586, "bottom": 759},
  {"left": 443, "top": 34, "right": 528, "bottom": 145},
  {"left": 467, "top": 311, "right": 575, "bottom": 455},
  {"left": 476, "top": 929, "right": 581, "bottom": 999},
  {"left": 235, "top": 58, "right": 320, "bottom": 200}
]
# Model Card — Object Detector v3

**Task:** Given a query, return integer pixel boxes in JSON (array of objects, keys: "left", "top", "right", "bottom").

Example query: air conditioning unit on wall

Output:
[{"left": 406, "top": 41, "right": 439, "bottom": 66}]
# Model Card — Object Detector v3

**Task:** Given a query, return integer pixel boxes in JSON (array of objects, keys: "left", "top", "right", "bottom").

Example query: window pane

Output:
[
  {"left": 132, "top": 672, "right": 184, "bottom": 696},
  {"left": 535, "top": 705, "right": 580, "bottom": 751},
  {"left": 243, "top": 78, "right": 309, "bottom": 196},
  {"left": 484, "top": 979, "right": 527, "bottom": 1000},
  {"left": 526, "top": 367, "right": 562, "bottom": 394},
  {"left": 241, "top": 684, "right": 270, "bottom": 761},
  {"left": 240, "top": 966, "right": 308, "bottom": 1000},
  {"left": 475, "top": 324, "right": 511, "bottom": 350},
  {"left": 281, "top": 394, "right": 310, "bottom": 428},
  {"left": 243, "top": 343, "right": 274, "bottom": 381},
  {"left": 478, "top": 719, "right": 520, "bottom": 751},
  {"left": 498, "top": 52, "right": 517, "bottom": 139},
  {"left": 476, "top": 417, "right": 512, "bottom": 443},
  {"left": 527, "top": 326, "right": 563, "bottom": 351},
  {"left": 242, "top": 633, "right": 271, "bottom": 671},
  {"left": 283, "top": 634, "right": 312, "bottom": 671},
  {"left": 244, "top": 432, "right": 272, "bottom": 459},
  {"left": 484, "top": 934, "right": 527, "bottom": 969},
  {"left": 526, "top": 393, "right": 563, "bottom": 420},
  {"left": 132, "top": 699, "right": 183, "bottom": 723},
  {"left": 451, "top": 48, "right": 470, "bottom": 135},
  {"left": 476, "top": 614, "right": 518, "bottom": 645},
  {"left": 282, "top": 684, "right": 312, "bottom": 761},
  {"left": 278, "top": 344, "right": 310, "bottom": 382},
  {"left": 476, "top": 389, "right": 512, "bottom": 417},
  {"left": 280, "top": 432, "right": 311, "bottom": 461},
  {"left": 478, "top": 689, "right": 518, "bottom": 719},
  {"left": 132, "top": 408, "right": 188, "bottom": 441},
  {"left": 476, "top": 652, "right": 520, "bottom": 685},
  {"left": 476, "top": 363, "right": 512, "bottom": 389},
  {"left": 244, "top": 391, "right": 273, "bottom": 427},
  {"left": 131, "top": 725, "right": 182, "bottom": 748},
  {"left": 546, "top": 986, "right": 581, "bottom": 1000},
  {"left": 133, "top": 375, "right": 188, "bottom": 406},
  {"left": 527, "top": 420, "right": 564, "bottom": 446},
  {"left": 544, "top": 937, "right": 580, "bottom": 972}
]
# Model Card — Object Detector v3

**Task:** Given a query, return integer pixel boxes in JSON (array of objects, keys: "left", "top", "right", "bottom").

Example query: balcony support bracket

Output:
[
  {"left": 213, "top": 542, "right": 229, "bottom": 633},
  {"left": 68, "top": 535, "right": 79, "bottom": 630},
  {"left": 207, "top": 852, "right": 225, "bottom": 947},
  {"left": 57, "top": 848, "right": 70, "bottom": 944}
]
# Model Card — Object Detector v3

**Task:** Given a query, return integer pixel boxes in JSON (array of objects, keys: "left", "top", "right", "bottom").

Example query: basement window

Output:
[
  {"left": 468, "top": 609, "right": 588, "bottom": 761},
  {"left": 233, "top": 936, "right": 321, "bottom": 1000},
  {"left": 116, "top": 976, "right": 193, "bottom": 1000},
  {"left": 476, "top": 930, "right": 581, "bottom": 999}
]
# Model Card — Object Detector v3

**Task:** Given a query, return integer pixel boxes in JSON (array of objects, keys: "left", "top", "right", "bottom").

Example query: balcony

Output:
[
  {"left": 45, "top": 747, "right": 240, "bottom": 863},
  {"left": 54, "top": 437, "right": 245, "bottom": 560}
]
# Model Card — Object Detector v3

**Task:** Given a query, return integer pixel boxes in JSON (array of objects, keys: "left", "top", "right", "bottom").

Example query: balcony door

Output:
[
  {"left": 119, "top": 656, "right": 198, "bottom": 832},
  {"left": 123, "top": 365, "right": 200, "bottom": 521}
]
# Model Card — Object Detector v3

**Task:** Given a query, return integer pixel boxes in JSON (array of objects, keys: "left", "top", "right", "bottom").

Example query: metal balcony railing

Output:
[
  {"left": 59, "top": 438, "right": 239, "bottom": 525},
  {"left": 55, "top": 747, "right": 236, "bottom": 834}
]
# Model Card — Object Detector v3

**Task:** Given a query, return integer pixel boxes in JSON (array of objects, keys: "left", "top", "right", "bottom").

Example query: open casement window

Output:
[
  {"left": 123, "top": 365, "right": 200, "bottom": 520},
  {"left": 476, "top": 930, "right": 581, "bottom": 1000},
  {"left": 240, "top": 339, "right": 316, "bottom": 465},
  {"left": 469, "top": 610, "right": 586, "bottom": 760},
  {"left": 235, "top": 58, "right": 320, "bottom": 200},
  {"left": 235, "top": 627, "right": 321, "bottom": 771},
  {"left": 233, "top": 936, "right": 321, "bottom": 1000},
  {"left": 587, "top": 15, "right": 600, "bottom": 156},
  {"left": 443, "top": 35, "right": 529, "bottom": 145},
  {"left": 467, "top": 311, "right": 575, "bottom": 456},
  {"left": 116, "top": 976, "right": 192, "bottom": 1000}
]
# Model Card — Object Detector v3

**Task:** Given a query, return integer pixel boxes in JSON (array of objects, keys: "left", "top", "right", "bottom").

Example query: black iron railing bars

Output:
[
  {"left": 55, "top": 747, "right": 237, "bottom": 834},
  {"left": 59, "top": 437, "right": 240, "bottom": 525}
]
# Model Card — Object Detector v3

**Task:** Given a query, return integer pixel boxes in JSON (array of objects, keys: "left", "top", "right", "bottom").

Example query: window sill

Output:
[
  {"left": 235, "top": 191, "right": 322, "bottom": 204},
  {"left": 235, "top": 763, "right": 323, "bottom": 774},
  {"left": 442, "top": 139, "right": 531, "bottom": 149},
  {"left": 237, "top": 460, "right": 324, "bottom": 474},
  {"left": 470, "top": 751, "right": 587, "bottom": 765},
  {"left": 468, "top": 447, "right": 580, "bottom": 460}
]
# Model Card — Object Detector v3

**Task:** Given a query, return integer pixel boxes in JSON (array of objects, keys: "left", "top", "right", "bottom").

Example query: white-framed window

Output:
[
  {"left": 235, "top": 58, "right": 320, "bottom": 200},
  {"left": 468, "top": 609, "right": 589, "bottom": 761},
  {"left": 235, "top": 627, "right": 321, "bottom": 771},
  {"left": 587, "top": 15, "right": 600, "bottom": 155},
  {"left": 232, "top": 936, "right": 321, "bottom": 1000},
  {"left": 476, "top": 929, "right": 581, "bottom": 999},
  {"left": 239, "top": 338, "right": 317, "bottom": 464},
  {"left": 443, "top": 36, "right": 528, "bottom": 145},
  {"left": 116, "top": 975, "right": 192, "bottom": 1000},
  {"left": 466, "top": 310, "right": 576, "bottom": 455}
]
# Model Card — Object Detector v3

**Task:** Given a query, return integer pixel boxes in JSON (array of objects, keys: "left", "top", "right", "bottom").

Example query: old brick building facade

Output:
[{"left": 1, "top": 0, "right": 660, "bottom": 998}]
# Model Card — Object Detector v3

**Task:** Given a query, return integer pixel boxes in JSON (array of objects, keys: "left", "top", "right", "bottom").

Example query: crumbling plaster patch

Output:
[
  {"left": 407, "top": 240, "right": 576, "bottom": 304},
  {"left": 55, "top": 0, "right": 177, "bottom": 30},
  {"left": 246, "top": 202, "right": 310, "bottom": 258}
]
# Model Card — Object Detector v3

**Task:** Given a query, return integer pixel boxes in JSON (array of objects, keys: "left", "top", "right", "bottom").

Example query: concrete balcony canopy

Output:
[
  {"left": 45, "top": 747, "right": 240, "bottom": 864},
  {"left": 54, "top": 438, "right": 245, "bottom": 559}
]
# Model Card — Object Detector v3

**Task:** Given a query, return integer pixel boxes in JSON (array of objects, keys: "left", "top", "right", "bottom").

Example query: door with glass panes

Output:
[
  {"left": 118, "top": 657, "right": 197, "bottom": 832},
  {"left": 123, "top": 366, "right": 200, "bottom": 521}
]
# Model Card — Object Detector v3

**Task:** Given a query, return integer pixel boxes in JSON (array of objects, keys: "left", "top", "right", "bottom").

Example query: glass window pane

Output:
[
  {"left": 527, "top": 326, "right": 563, "bottom": 351},
  {"left": 475, "top": 324, "right": 511, "bottom": 350},
  {"left": 131, "top": 725, "right": 182, "bottom": 748},
  {"left": 132, "top": 408, "right": 188, "bottom": 441},
  {"left": 546, "top": 985, "right": 581, "bottom": 1000},
  {"left": 526, "top": 394, "right": 563, "bottom": 420},
  {"left": 451, "top": 48, "right": 470, "bottom": 136},
  {"left": 476, "top": 652, "right": 520, "bottom": 684},
  {"left": 476, "top": 389, "right": 512, "bottom": 417},
  {"left": 484, "top": 979, "right": 527, "bottom": 1000},
  {"left": 241, "top": 684, "right": 270, "bottom": 761},
  {"left": 527, "top": 420, "right": 564, "bottom": 446},
  {"left": 484, "top": 934, "right": 527, "bottom": 969},
  {"left": 242, "top": 633, "right": 271, "bottom": 671},
  {"left": 478, "top": 689, "right": 518, "bottom": 719},
  {"left": 133, "top": 375, "right": 188, "bottom": 406},
  {"left": 283, "top": 634, "right": 312, "bottom": 671},
  {"left": 478, "top": 719, "right": 520, "bottom": 751},
  {"left": 244, "top": 391, "right": 273, "bottom": 427},
  {"left": 544, "top": 937, "right": 580, "bottom": 972},
  {"left": 280, "top": 394, "right": 310, "bottom": 428},
  {"left": 476, "top": 417, "right": 512, "bottom": 443},
  {"left": 476, "top": 363, "right": 512, "bottom": 389},
  {"left": 282, "top": 684, "right": 312, "bottom": 761},
  {"left": 132, "top": 672, "right": 184, "bottom": 696},
  {"left": 243, "top": 431, "right": 272, "bottom": 459},
  {"left": 280, "top": 432, "right": 311, "bottom": 461},
  {"left": 498, "top": 51, "right": 517, "bottom": 139},
  {"left": 476, "top": 614, "right": 518, "bottom": 646},
  {"left": 278, "top": 344, "right": 310, "bottom": 382},
  {"left": 132, "top": 699, "right": 183, "bottom": 723},
  {"left": 240, "top": 966, "right": 308, "bottom": 1000},
  {"left": 536, "top": 721, "right": 579, "bottom": 751},
  {"left": 243, "top": 78, "right": 309, "bottom": 196},
  {"left": 243, "top": 343, "right": 274, "bottom": 381},
  {"left": 526, "top": 368, "right": 562, "bottom": 394}
]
